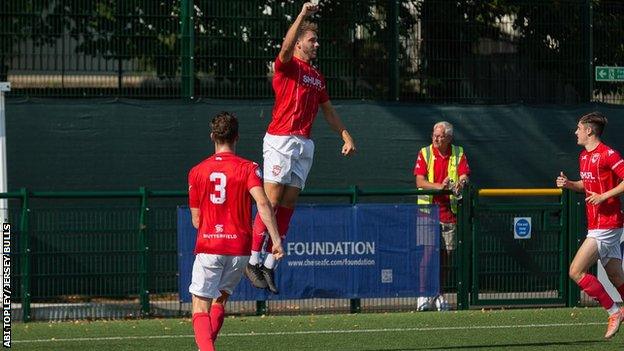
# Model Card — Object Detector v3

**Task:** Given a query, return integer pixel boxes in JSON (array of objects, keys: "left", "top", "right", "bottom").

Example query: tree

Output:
[
  {"left": 2, "top": 0, "right": 623, "bottom": 102},
  {"left": 415, "top": 0, "right": 624, "bottom": 103},
  {"left": 66, "top": 1, "right": 182, "bottom": 90},
  {"left": 0, "top": 1, "right": 66, "bottom": 81}
]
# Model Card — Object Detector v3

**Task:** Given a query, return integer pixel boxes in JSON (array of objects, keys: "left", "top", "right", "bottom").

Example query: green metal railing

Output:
[
  {"left": 9, "top": 186, "right": 582, "bottom": 322},
  {"left": 2, "top": 0, "right": 622, "bottom": 103},
  {"left": 471, "top": 189, "right": 568, "bottom": 306},
  {"left": 10, "top": 187, "right": 450, "bottom": 321}
]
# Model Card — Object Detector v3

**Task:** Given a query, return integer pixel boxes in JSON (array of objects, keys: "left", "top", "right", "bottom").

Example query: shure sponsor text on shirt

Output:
[{"left": 302, "top": 74, "right": 322, "bottom": 89}]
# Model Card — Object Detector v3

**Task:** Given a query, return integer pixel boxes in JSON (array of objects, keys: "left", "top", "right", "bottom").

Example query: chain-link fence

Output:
[{"left": 1, "top": 1, "right": 622, "bottom": 102}]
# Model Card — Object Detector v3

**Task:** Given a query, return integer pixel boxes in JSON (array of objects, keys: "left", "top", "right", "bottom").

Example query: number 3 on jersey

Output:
[{"left": 209, "top": 172, "right": 227, "bottom": 204}]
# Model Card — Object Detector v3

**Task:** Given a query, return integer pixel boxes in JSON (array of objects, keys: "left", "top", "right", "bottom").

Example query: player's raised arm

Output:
[
  {"left": 278, "top": 2, "right": 319, "bottom": 64},
  {"left": 319, "top": 100, "right": 356, "bottom": 156},
  {"left": 249, "top": 186, "right": 284, "bottom": 259}
]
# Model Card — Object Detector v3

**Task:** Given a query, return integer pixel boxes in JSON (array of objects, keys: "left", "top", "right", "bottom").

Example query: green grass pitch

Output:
[{"left": 12, "top": 307, "right": 624, "bottom": 350}]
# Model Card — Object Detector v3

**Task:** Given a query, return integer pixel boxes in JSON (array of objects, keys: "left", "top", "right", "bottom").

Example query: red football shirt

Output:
[
  {"left": 579, "top": 142, "right": 624, "bottom": 230},
  {"left": 268, "top": 56, "right": 330, "bottom": 138},
  {"left": 413, "top": 146, "right": 470, "bottom": 223},
  {"left": 188, "top": 152, "right": 263, "bottom": 255}
]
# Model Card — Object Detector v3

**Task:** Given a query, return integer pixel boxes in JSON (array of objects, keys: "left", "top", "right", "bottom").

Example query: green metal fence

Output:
[
  {"left": 1, "top": 1, "right": 181, "bottom": 97},
  {"left": 10, "top": 187, "right": 451, "bottom": 322},
  {"left": 2, "top": 0, "right": 622, "bottom": 103},
  {"left": 8, "top": 186, "right": 587, "bottom": 322},
  {"left": 470, "top": 189, "right": 569, "bottom": 306}
]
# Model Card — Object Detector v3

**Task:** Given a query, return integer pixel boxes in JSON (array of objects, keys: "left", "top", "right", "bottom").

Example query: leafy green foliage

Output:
[{"left": 1, "top": 0, "right": 623, "bottom": 101}]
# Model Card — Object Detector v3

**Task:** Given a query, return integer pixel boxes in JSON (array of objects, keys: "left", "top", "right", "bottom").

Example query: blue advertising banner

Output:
[{"left": 178, "top": 204, "right": 439, "bottom": 302}]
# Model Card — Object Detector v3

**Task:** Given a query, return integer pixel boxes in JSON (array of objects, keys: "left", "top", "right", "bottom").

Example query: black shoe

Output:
[
  {"left": 261, "top": 266, "right": 279, "bottom": 294},
  {"left": 244, "top": 263, "right": 268, "bottom": 289}
]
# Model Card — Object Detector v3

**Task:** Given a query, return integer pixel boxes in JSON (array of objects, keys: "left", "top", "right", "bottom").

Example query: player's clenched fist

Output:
[
  {"left": 341, "top": 140, "right": 356, "bottom": 156},
  {"left": 272, "top": 244, "right": 285, "bottom": 260},
  {"left": 556, "top": 171, "right": 568, "bottom": 188},
  {"left": 300, "top": 2, "right": 319, "bottom": 17}
]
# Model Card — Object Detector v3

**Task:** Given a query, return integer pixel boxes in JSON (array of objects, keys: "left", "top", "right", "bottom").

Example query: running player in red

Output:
[
  {"left": 188, "top": 112, "right": 285, "bottom": 351},
  {"left": 556, "top": 112, "right": 624, "bottom": 339},
  {"left": 244, "top": 2, "right": 356, "bottom": 294}
]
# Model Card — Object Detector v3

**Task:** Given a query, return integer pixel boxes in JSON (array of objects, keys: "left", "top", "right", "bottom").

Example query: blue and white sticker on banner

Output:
[{"left": 513, "top": 217, "right": 532, "bottom": 239}]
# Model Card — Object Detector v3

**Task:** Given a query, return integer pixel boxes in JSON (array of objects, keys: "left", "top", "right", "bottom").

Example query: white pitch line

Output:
[{"left": 13, "top": 322, "right": 604, "bottom": 344}]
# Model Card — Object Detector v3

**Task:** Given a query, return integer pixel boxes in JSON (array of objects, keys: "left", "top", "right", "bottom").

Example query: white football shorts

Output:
[
  {"left": 262, "top": 133, "right": 315, "bottom": 190},
  {"left": 189, "top": 254, "right": 249, "bottom": 298},
  {"left": 586, "top": 228, "right": 623, "bottom": 266}
]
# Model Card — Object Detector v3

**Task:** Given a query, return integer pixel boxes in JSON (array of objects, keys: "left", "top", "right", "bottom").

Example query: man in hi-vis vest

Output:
[{"left": 413, "top": 121, "right": 470, "bottom": 311}]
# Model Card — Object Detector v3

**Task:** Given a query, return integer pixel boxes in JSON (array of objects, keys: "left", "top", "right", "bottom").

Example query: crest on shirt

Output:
[
  {"left": 608, "top": 149, "right": 615, "bottom": 156},
  {"left": 215, "top": 224, "right": 224, "bottom": 233},
  {"left": 591, "top": 154, "right": 600, "bottom": 163},
  {"left": 272, "top": 165, "right": 282, "bottom": 176}
]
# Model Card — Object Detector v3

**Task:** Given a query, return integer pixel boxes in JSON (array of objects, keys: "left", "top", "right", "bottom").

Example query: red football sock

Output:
[
  {"left": 192, "top": 312, "right": 214, "bottom": 351},
  {"left": 276, "top": 206, "right": 294, "bottom": 236},
  {"left": 267, "top": 206, "right": 294, "bottom": 252},
  {"left": 577, "top": 274, "right": 615, "bottom": 310},
  {"left": 617, "top": 283, "right": 624, "bottom": 301},
  {"left": 251, "top": 212, "right": 269, "bottom": 252},
  {"left": 210, "top": 304, "right": 225, "bottom": 341}
]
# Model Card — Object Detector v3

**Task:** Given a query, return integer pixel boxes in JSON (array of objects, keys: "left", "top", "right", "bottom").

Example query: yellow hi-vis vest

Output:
[{"left": 417, "top": 144, "right": 463, "bottom": 214}]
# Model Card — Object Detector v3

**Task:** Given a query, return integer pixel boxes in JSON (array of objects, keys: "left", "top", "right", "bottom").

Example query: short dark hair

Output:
[
  {"left": 579, "top": 111, "right": 608, "bottom": 137},
  {"left": 297, "top": 21, "right": 318, "bottom": 40},
  {"left": 211, "top": 111, "right": 238, "bottom": 144}
]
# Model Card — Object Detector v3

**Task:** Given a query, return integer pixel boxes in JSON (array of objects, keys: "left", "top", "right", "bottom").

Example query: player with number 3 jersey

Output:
[
  {"left": 187, "top": 112, "right": 284, "bottom": 351},
  {"left": 189, "top": 151, "right": 262, "bottom": 256}
]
